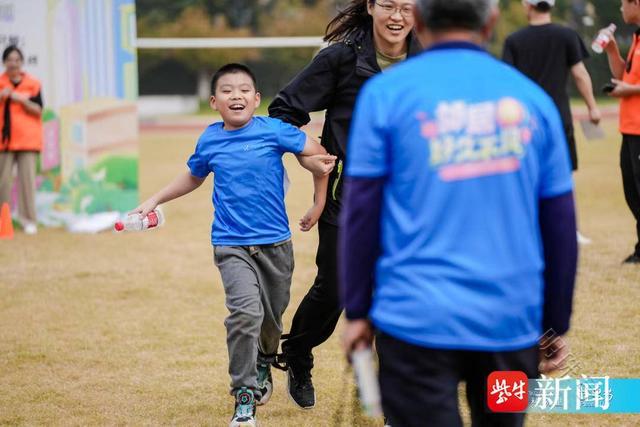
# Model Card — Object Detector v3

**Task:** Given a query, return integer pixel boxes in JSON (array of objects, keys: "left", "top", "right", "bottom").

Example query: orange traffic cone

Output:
[{"left": 0, "top": 202, "right": 14, "bottom": 239}]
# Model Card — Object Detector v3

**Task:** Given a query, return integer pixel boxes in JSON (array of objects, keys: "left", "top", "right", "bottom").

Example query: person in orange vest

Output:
[
  {"left": 0, "top": 45, "right": 43, "bottom": 235},
  {"left": 599, "top": 0, "right": 640, "bottom": 263}
]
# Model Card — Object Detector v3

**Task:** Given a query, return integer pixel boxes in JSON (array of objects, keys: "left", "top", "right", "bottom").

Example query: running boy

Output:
[{"left": 132, "top": 63, "right": 334, "bottom": 427}]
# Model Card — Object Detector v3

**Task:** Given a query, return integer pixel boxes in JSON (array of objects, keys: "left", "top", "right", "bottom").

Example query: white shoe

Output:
[
  {"left": 577, "top": 231, "right": 591, "bottom": 245},
  {"left": 23, "top": 222, "right": 37, "bottom": 235}
]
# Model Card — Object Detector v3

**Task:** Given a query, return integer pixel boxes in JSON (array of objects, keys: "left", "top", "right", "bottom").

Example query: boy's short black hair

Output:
[
  {"left": 2, "top": 45, "right": 23, "bottom": 62},
  {"left": 210, "top": 63, "right": 257, "bottom": 95}
]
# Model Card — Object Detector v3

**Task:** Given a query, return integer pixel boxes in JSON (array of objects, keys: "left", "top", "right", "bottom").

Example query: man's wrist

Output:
[
  {"left": 345, "top": 309, "right": 370, "bottom": 320},
  {"left": 621, "top": 84, "right": 640, "bottom": 96},
  {"left": 313, "top": 197, "right": 326, "bottom": 206}
]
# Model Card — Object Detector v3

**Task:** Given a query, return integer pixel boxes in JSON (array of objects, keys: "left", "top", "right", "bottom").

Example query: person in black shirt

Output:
[
  {"left": 268, "top": 0, "right": 420, "bottom": 410},
  {"left": 502, "top": 0, "right": 600, "bottom": 244}
]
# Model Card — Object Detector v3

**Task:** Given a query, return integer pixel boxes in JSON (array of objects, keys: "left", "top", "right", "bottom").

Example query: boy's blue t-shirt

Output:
[
  {"left": 188, "top": 116, "right": 306, "bottom": 246},
  {"left": 346, "top": 43, "right": 574, "bottom": 351}
]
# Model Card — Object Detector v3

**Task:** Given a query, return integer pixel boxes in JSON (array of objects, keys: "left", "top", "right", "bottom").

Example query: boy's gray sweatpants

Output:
[{"left": 213, "top": 240, "right": 294, "bottom": 396}]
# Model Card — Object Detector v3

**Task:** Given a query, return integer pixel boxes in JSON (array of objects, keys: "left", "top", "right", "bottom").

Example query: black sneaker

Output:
[
  {"left": 287, "top": 364, "right": 315, "bottom": 409},
  {"left": 230, "top": 387, "right": 256, "bottom": 427},
  {"left": 622, "top": 253, "right": 640, "bottom": 264}
]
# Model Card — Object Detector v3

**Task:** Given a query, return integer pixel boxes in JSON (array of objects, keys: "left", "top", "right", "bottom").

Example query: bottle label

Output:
[
  {"left": 147, "top": 211, "right": 159, "bottom": 228},
  {"left": 596, "top": 34, "right": 609, "bottom": 47}
]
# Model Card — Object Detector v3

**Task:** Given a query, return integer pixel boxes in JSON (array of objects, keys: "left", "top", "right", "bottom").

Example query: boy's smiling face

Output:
[{"left": 210, "top": 71, "right": 261, "bottom": 130}]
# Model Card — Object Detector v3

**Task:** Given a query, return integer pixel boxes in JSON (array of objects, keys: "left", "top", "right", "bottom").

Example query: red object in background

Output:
[
  {"left": 0, "top": 202, "right": 14, "bottom": 239},
  {"left": 487, "top": 371, "right": 529, "bottom": 412}
]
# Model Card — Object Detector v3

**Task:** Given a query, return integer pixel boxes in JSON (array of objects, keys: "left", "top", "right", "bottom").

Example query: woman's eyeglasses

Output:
[{"left": 375, "top": 2, "right": 414, "bottom": 18}]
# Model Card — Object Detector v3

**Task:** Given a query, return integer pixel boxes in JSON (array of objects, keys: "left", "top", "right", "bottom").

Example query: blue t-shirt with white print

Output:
[
  {"left": 188, "top": 116, "right": 306, "bottom": 246},
  {"left": 346, "top": 42, "right": 573, "bottom": 351}
]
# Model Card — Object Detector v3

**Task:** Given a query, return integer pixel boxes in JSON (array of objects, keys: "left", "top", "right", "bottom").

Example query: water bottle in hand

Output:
[
  {"left": 114, "top": 207, "right": 165, "bottom": 232},
  {"left": 351, "top": 347, "right": 383, "bottom": 417},
  {"left": 591, "top": 24, "right": 616, "bottom": 54}
]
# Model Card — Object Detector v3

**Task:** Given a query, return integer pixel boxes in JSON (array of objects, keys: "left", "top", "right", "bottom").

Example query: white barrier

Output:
[
  {"left": 137, "top": 95, "right": 200, "bottom": 117},
  {"left": 136, "top": 37, "right": 326, "bottom": 49}
]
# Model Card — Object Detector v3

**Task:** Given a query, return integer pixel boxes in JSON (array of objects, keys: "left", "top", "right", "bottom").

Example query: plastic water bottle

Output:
[
  {"left": 114, "top": 207, "right": 165, "bottom": 232},
  {"left": 351, "top": 347, "right": 383, "bottom": 417},
  {"left": 591, "top": 24, "right": 616, "bottom": 54}
]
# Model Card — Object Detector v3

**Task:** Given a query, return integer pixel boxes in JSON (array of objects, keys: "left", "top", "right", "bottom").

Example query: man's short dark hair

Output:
[
  {"left": 416, "top": 0, "right": 495, "bottom": 32},
  {"left": 210, "top": 63, "right": 257, "bottom": 95},
  {"left": 2, "top": 45, "right": 23, "bottom": 62},
  {"left": 533, "top": 2, "right": 552, "bottom": 12}
]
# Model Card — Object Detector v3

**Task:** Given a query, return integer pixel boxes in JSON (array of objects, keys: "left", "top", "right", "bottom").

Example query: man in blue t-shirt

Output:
[
  {"left": 132, "top": 64, "right": 333, "bottom": 427},
  {"left": 339, "top": 1, "right": 578, "bottom": 426}
]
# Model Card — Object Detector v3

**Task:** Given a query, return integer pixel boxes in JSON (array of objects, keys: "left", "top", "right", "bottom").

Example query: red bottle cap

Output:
[{"left": 114, "top": 221, "right": 124, "bottom": 231}]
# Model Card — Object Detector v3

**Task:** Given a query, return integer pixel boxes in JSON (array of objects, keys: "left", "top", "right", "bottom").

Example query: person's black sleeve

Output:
[
  {"left": 268, "top": 46, "right": 341, "bottom": 127},
  {"left": 29, "top": 91, "right": 43, "bottom": 108},
  {"left": 338, "top": 176, "right": 384, "bottom": 319},
  {"left": 539, "top": 191, "right": 578, "bottom": 335},
  {"left": 567, "top": 29, "right": 589, "bottom": 66},
  {"left": 502, "top": 36, "right": 516, "bottom": 65}
]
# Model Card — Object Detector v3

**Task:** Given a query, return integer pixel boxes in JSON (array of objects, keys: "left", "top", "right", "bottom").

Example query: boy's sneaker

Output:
[
  {"left": 286, "top": 364, "right": 315, "bottom": 409},
  {"left": 230, "top": 387, "right": 257, "bottom": 427},
  {"left": 256, "top": 362, "right": 273, "bottom": 406}
]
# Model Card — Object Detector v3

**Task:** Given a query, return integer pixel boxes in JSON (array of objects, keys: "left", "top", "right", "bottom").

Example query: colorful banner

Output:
[{"left": 0, "top": 0, "right": 138, "bottom": 232}]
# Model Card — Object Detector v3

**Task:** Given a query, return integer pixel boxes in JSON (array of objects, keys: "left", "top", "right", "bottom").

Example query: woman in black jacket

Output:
[{"left": 268, "top": 0, "right": 420, "bottom": 409}]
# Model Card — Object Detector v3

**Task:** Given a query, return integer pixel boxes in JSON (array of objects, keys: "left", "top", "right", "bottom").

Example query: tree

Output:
[
  {"left": 137, "top": 1, "right": 333, "bottom": 98},
  {"left": 138, "top": 4, "right": 260, "bottom": 98}
]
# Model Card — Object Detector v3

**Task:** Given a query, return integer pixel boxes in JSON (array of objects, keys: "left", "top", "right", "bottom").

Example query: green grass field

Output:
[{"left": 1, "top": 116, "right": 640, "bottom": 426}]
